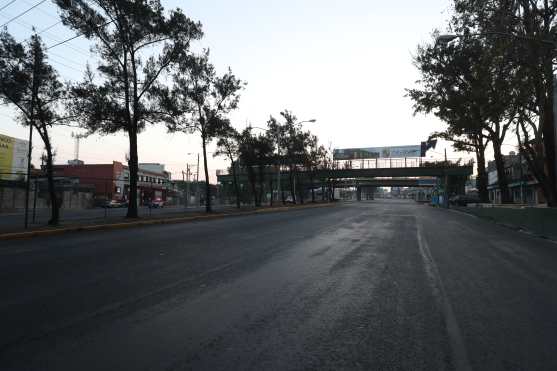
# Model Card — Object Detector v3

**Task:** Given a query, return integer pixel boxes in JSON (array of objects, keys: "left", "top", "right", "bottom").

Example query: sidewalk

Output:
[
  {"left": 453, "top": 205, "right": 557, "bottom": 241},
  {"left": 0, "top": 202, "right": 335, "bottom": 241}
]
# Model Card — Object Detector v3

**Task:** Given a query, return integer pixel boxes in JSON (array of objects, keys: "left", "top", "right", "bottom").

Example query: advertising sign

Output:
[
  {"left": 0, "top": 134, "right": 29, "bottom": 180},
  {"left": 333, "top": 145, "right": 422, "bottom": 160}
]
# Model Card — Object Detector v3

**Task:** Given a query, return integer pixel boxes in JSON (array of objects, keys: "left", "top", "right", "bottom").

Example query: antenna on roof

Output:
[{"left": 70, "top": 132, "right": 87, "bottom": 165}]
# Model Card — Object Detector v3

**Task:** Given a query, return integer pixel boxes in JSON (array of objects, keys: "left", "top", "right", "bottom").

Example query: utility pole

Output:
[
  {"left": 196, "top": 153, "right": 200, "bottom": 207},
  {"left": 24, "top": 50, "right": 40, "bottom": 230},
  {"left": 186, "top": 164, "right": 191, "bottom": 208},
  {"left": 444, "top": 148, "right": 449, "bottom": 208},
  {"left": 276, "top": 131, "right": 282, "bottom": 205},
  {"left": 519, "top": 151, "right": 524, "bottom": 204},
  {"left": 182, "top": 169, "right": 187, "bottom": 208}
]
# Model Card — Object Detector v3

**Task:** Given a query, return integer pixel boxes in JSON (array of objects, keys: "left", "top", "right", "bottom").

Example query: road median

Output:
[{"left": 0, "top": 202, "right": 335, "bottom": 241}]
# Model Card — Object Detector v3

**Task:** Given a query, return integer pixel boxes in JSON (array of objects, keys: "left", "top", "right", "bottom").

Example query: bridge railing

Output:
[
  {"left": 332, "top": 157, "right": 473, "bottom": 170},
  {"left": 215, "top": 158, "right": 474, "bottom": 178}
]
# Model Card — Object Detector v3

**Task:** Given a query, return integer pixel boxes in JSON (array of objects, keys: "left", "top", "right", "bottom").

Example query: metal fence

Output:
[
  {"left": 0, "top": 172, "right": 228, "bottom": 231},
  {"left": 332, "top": 157, "right": 474, "bottom": 170}
]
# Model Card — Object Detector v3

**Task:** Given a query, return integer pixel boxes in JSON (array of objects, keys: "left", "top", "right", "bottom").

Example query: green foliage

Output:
[
  {"left": 0, "top": 33, "right": 65, "bottom": 128},
  {"left": 237, "top": 127, "right": 275, "bottom": 206},
  {"left": 55, "top": 0, "right": 203, "bottom": 216},
  {"left": 0, "top": 32, "right": 66, "bottom": 224},
  {"left": 56, "top": 0, "right": 203, "bottom": 134},
  {"left": 161, "top": 50, "right": 244, "bottom": 139}
]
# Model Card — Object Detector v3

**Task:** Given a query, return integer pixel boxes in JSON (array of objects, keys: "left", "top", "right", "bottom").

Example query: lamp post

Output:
[{"left": 436, "top": 32, "right": 557, "bottom": 200}]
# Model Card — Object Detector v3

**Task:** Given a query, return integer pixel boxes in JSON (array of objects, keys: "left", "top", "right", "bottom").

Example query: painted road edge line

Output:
[{"left": 416, "top": 220, "right": 473, "bottom": 371}]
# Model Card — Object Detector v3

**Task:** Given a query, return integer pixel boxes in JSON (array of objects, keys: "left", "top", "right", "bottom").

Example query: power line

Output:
[
  {"left": 0, "top": 12, "right": 91, "bottom": 57},
  {"left": 47, "top": 33, "right": 83, "bottom": 50},
  {"left": 0, "top": 0, "right": 47, "bottom": 28},
  {"left": 46, "top": 20, "right": 114, "bottom": 50},
  {"left": 21, "top": 0, "right": 59, "bottom": 21},
  {"left": 48, "top": 55, "right": 84, "bottom": 74},
  {"left": 49, "top": 50, "right": 86, "bottom": 68},
  {"left": 38, "top": 20, "right": 62, "bottom": 34},
  {"left": 0, "top": 0, "right": 17, "bottom": 13}
]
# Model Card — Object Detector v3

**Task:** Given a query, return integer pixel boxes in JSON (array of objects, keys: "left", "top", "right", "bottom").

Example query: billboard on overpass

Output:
[
  {"left": 0, "top": 133, "right": 29, "bottom": 180},
  {"left": 333, "top": 145, "right": 422, "bottom": 160}
]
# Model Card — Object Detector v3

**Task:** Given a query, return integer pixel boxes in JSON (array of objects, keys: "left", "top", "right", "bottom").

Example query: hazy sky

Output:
[{"left": 1, "top": 0, "right": 473, "bottom": 180}]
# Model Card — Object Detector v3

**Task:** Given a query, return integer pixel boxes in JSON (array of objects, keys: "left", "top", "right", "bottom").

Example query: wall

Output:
[
  {"left": 457, "top": 206, "right": 557, "bottom": 241},
  {"left": 53, "top": 163, "right": 116, "bottom": 197},
  {"left": 0, "top": 184, "right": 94, "bottom": 211}
]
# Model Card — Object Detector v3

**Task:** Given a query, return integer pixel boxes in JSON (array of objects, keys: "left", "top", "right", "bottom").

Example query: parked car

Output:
[
  {"left": 107, "top": 199, "right": 128, "bottom": 208},
  {"left": 94, "top": 198, "right": 110, "bottom": 208},
  {"left": 149, "top": 198, "right": 165, "bottom": 208},
  {"left": 449, "top": 194, "right": 481, "bottom": 207}
]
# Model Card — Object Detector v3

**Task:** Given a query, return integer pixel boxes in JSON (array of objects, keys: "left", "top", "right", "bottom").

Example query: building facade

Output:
[
  {"left": 53, "top": 161, "right": 172, "bottom": 205},
  {"left": 487, "top": 152, "right": 545, "bottom": 205}
]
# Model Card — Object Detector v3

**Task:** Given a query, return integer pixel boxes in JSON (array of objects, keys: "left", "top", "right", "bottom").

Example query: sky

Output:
[{"left": 0, "top": 0, "right": 482, "bottom": 181}]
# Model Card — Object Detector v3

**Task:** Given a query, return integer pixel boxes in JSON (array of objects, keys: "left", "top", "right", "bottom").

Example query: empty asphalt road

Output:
[{"left": 1, "top": 200, "right": 557, "bottom": 370}]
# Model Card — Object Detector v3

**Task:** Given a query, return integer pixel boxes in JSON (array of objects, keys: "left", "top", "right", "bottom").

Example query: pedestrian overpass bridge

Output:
[{"left": 216, "top": 158, "right": 473, "bottom": 198}]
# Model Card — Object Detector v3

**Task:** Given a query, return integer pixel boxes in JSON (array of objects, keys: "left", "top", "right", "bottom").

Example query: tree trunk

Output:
[
  {"left": 269, "top": 176, "right": 274, "bottom": 207},
  {"left": 289, "top": 165, "right": 296, "bottom": 203},
  {"left": 127, "top": 126, "right": 139, "bottom": 218},
  {"left": 297, "top": 173, "right": 304, "bottom": 204},
  {"left": 475, "top": 146, "right": 489, "bottom": 203},
  {"left": 42, "top": 131, "right": 59, "bottom": 225},
  {"left": 492, "top": 139, "right": 512, "bottom": 204},
  {"left": 257, "top": 165, "right": 265, "bottom": 206},
  {"left": 231, "top": 159, "right": 241, "bottom": 209},
  {"left": 202, "top": 133, "right": 212, "bottom": 213},
  {"left": 310, "top": 173, "right": 315, "bottom": 203},
  {"left": 248, "top": 168, "right": 258, "bottom": 206},
  {"left": 542, "top": 54, "right": 557, "bottom": 206}
]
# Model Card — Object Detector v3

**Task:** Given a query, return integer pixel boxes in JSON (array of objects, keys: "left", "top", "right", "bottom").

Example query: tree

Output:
[
  {"left": 161, "top": 50, "right": 243, "bottom": 213},
  {"left": 254, "top": 133, "right": 274, "bottom": 205},
  {"left": 408, "top": 32, "right": 516, "bottom": 203},
  {"left": 214, "top": 123, "right": 241, "bottom": 208},
  {"left": 268, "top": 110, "right": 312, "bottom": 204},
  {"left": 304, "top": 135, "right": 327, "bottom": 203},
  {"left": 55, "top": 0, "right": 203, "bottom": 217},
  {"left": 266, "top": 115, "right": 288, "bottom": 204},
  {"left": 0, "top": 32, "right": 67, "bottom": 225},
  {"left": 237, "top": 128, "right": 259, "bottom": 206},
  {"left": 451, "top": 0, "right": 557, "bottom": 205},
  {"left": 237, "top": 128, "right": 274, "bottom": 207}
]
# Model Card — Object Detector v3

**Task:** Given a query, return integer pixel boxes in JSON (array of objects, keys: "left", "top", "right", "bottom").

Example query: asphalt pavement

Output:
[{"left": 1, "top": 200, "right": 556, "bottom": 370}]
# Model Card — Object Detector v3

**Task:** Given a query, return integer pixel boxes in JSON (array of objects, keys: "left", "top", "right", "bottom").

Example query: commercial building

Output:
[
  {"left": 53, "top": 161, "right": 173, "bottom": 205},
  {"left": 487, "top": 152, "right": 545, "bottom": 204},
  {"left": 0, "top": 133, "right": 29, "bottom": 180}
]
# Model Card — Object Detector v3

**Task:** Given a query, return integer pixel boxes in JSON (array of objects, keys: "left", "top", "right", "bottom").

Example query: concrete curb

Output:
[{"left": 0, "top": 203, "right": 335, "bottom": 241}]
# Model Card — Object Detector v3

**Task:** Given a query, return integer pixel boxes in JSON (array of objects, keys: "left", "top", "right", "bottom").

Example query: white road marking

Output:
[{"left": 417, "top": 221, "right": 473, "bottom": 371}]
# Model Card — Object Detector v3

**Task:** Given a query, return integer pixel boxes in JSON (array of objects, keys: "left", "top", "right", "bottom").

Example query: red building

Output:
[{"left": 53, "top": 161, "right": 172, "bottom": 205}]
